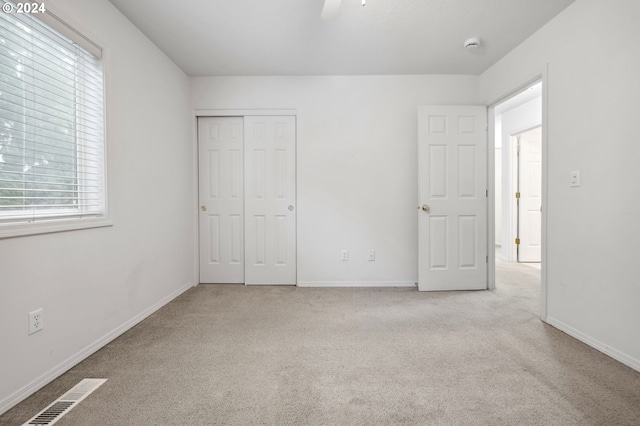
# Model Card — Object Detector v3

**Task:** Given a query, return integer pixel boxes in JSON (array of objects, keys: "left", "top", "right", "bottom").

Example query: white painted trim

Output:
[
  {"left": 298, "top": 281, "right": 416, "bottom": 288},
  {"left": 195, "top": 109, "right": 297, "bottom": 117},
  {"left": 539, "top": 67, "right": 549, "bottom": 322},
  {"left": 192, "top": 114, "right": 201, "bottom": 286},
  {"left": 0, "top": 282, "right": 193, "bottom": 416},
  {"left": 0, "top": 218, "right": 112, "bottom": 239},
  {"left": 546, "top": 317, "right": 640, "bottom": 373},
  {"left": 487, "top": 107, "right": 496, "bottom": 290},
  {"left": 35, "top": 1, "right": 108, "bottom": 58}
]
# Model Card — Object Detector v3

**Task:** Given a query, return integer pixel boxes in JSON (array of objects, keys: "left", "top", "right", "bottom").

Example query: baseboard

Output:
[
  {"left": 546, "top": 316, "right": 640, "bottom": 373},
  {"left": 0, "top": 282, "right": 193, "bottom": 416},
  {"left": 297, "top": 281, "right": 416, "bottom": 288}
]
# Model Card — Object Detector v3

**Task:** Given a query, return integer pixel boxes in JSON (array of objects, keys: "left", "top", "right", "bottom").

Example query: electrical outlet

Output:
[
  {"left": 341, "top": 250, "right": 349, "bottom": 261},
  {"left": 368, "top": 250, "right": 375, "bottom": 261},
  {"left": 570, "top": 170, "right": 581, "bottom": 187},
  {"left": 28, "top": 309, "right": 43, "bottom": 335}
]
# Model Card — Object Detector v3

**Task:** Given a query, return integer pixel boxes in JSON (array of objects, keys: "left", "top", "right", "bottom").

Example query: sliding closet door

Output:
[
  {"left": 198, "top": 117, "right": 244, "bottom": 283},
  {"left": 244, "top": 116, "right": 297, "bottom": 285}
]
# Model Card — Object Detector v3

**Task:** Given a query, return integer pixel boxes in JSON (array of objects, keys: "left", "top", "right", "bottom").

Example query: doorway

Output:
[
  {"left": 492, "top": 81, "right": 543, "bottom": 304},
  {"left": 494, "top": 82, "right": 542, "bottom": 263}
]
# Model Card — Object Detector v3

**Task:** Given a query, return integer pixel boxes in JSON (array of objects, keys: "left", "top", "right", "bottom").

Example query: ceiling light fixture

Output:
[
  {"left": 321, "top": 0, "right": 364, "bottom": 20},
  {"left": 321, "top": 0, "right": 342, "bottom": 20},
  {"left": 464, "top": 37, "right": 481, "bottom": 50}
]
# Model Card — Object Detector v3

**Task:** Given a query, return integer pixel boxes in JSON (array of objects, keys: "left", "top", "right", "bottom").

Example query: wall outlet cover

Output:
[
  {"left": 341, "top": 250, "right": 349, "bottom": 261},
  {"left": 570, "top": 170, "right": 581, "bottom": 187},
  {"left": 28, "top": 309, "right": 43, "bottom": 335}
]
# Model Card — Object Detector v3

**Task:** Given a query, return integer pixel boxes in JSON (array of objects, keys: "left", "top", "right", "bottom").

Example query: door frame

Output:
[
  {"left": 193, "top": 109, "right": 298, "bottom": 286},
  {"left": 486, "top": 75, "right": 548, "bottom": 322}
]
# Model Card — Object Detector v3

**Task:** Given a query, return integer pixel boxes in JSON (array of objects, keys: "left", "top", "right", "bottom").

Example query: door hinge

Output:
[
  {"left": 515, "top": 192, "right": 520, "bottom": 199},
  {"left": 486, "top": 255, "right": 488, "bottom": 263},
  {"left": 515, "top": 238, "right": 521, "bottom": 245},
  {"left": 486, "top": 189, "right": 488, "bottom": 197}
]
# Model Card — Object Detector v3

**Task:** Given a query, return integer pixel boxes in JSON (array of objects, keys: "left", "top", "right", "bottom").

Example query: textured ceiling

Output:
[{"left": 108, "top": 0, "right": 575, "bottom": 76}]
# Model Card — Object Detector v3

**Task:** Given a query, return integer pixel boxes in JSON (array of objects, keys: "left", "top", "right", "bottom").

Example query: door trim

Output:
[
  {"left": 196, "top": 109, "right": 297, "bottom": 117},
  {"left": 486, "top": 71, "right": 548, "bottom": 322}
]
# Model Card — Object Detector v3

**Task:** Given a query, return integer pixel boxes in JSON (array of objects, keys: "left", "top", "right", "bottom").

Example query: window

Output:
[{"left": 0, "top": 1, "right": 107, "bottom": 237}]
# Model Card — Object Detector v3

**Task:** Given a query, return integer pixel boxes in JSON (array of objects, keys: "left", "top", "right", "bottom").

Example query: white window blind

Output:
[{"left": 0, "top": 1, "right": 105, "bottom": 228}]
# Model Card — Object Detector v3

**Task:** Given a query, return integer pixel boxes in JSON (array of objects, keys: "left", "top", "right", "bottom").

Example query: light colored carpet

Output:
[{"left": 3, "top": 263, "right": 640, "bottom": 425}]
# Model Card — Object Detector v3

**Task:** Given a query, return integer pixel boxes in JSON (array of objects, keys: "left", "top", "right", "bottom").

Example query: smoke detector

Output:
[{"left": 464, "top": 37, "right": 481, "bottom": 50}]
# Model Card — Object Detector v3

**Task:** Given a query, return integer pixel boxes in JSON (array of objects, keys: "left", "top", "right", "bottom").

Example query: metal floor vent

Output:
[{"left": 23, "top": 378, "right": 107, "bottom": 426}]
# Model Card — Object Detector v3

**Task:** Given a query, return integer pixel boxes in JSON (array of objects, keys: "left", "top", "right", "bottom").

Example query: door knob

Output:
[
  {"left": 200, "top": 205, "right": 207, "bottom": 212},
  {"left": 288, "top": 205, "right": 294, "bottom": 211},
  {"left": 421, "top": 204, "right": 430, "bottom": 212}
]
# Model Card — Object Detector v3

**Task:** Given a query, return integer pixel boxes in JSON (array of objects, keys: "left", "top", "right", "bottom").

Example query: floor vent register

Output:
[{"left": 23, "top": 378, "right": 107, "bottom": 426}]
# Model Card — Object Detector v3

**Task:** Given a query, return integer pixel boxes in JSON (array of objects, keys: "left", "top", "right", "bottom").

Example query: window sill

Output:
[{"left": 0, "top": 217, "right": 113, "bottom": 239}]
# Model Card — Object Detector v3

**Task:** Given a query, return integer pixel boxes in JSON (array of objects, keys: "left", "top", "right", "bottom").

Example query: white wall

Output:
[
  {"left": 0, "top": 0, "right": 195, "bottom": 414},
  {"left": 480, "top": 0, "right": 640, "bottom": 370},
  {"left": 192, "top": 75, "right": 478, "bottom": 286}
]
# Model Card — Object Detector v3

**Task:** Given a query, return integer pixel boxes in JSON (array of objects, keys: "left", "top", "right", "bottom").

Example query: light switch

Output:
[
  {"left": 368, "top": 250, "right": 375, "bottom": 261},
  {"left": 570, "top": 170, "right": 581, "bottom": 187}
]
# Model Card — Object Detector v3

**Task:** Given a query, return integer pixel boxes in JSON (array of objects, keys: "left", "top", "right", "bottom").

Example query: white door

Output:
[
  {"left": 244, "top": 116, "right": 297, "bottom": 285},
  {"left": 418, "top": 106, "right": 487, "bottom": 291},
  {"left": 517, "top": 128, "right": 542, "bottom": 262},
  {"left": 198, "top": 117, "right": 244, "bottom": 283}
]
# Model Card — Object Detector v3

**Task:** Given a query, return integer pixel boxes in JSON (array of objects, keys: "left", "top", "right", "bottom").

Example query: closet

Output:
[{"left": 197, "top": 116, "right": 296, "bottom": 285}]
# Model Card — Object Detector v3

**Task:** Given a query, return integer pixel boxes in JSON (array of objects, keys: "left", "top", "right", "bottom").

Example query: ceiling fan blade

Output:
[{"left": 321, "top": 0, "right": 342, "bottom": 20}]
